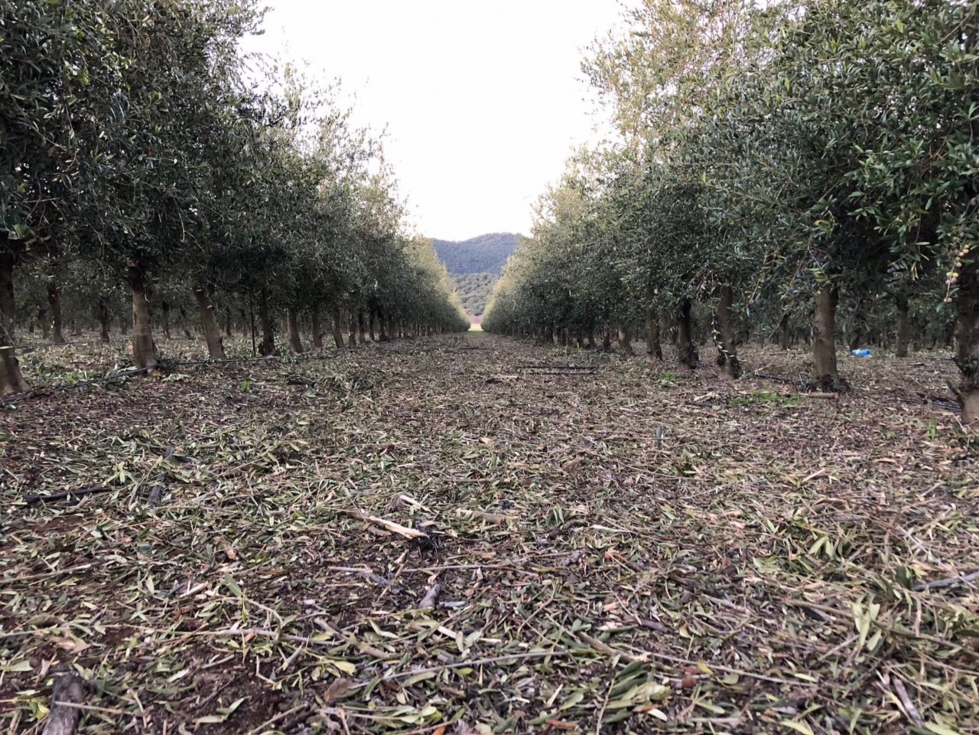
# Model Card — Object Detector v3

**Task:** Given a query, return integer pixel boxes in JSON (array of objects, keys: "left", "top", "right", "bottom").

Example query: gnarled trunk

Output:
[
  {"left": 895, "top": 295, "right": 910, "bottom": 358},
  {"left": 47, "top": 276, "right": 66, "bottom": 345},
  {"left": 368, "top": 311, "right": 376, "bottom": 342},
  {"left": 286, "top": 307, "right": 303, "bottom": 353},
  {"left": 194, "top": 286, "right": 226, "bottom": 360},
  {"left": 954, "top": 262, "right": 979, "bottom": 423},
  {"left": 812, "top": 286, "right": 839, "bottom": 387},
  {"left": 715, "top": 286, "right": 741, "bottom": 379},
  {"left": 618, "top": 326, "right": 634, "bottom": 356},
  {"left": 128, "top": 262, "right": 157, "bottom": 369},
  {"left": 645, "top": 306, "right": 662, "bottom": 360},
  {"left": 677, "top": 297, "right": 698, "bottom": 369},
  {"left": 357, "top": 310, "right": 366, "bottom": 344},
  {"left": 258, "top": 288, "right": 275, "bottom": 356},
  {"left": 97, "top": 297, "right": 110, "bottom": 343}
]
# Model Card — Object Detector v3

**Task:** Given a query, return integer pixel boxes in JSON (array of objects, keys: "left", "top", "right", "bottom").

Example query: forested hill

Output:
[
  {"left": 431, "top": 233, "right": 519, "bottom": 318},
  {"left": 432, "top": 233, "right": 518, "bottom": 276}
]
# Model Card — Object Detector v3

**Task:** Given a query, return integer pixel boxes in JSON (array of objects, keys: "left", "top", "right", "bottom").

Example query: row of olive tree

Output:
[
  {"left": 1, "top": 0, "right": 467, "bottom": 396},
  {"left": 483, "top": 0, "right": 979, "bottom": 421}
]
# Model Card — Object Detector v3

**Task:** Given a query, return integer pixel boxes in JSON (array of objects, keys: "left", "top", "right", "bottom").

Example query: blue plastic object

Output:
[{"left": 851, "top": 349, "right": 872, "bottom": 357}]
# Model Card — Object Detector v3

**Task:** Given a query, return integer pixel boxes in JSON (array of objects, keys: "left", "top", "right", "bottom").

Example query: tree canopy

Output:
[
  {"left": 0, "top": 0, "right": 467, "bottom": 395},
  {"left": 484, "top": 0, "right": 979, "bottom": 420}
]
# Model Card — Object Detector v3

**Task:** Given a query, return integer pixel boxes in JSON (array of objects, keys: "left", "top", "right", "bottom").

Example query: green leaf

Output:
[
  {"left": 222, "top": 574, "right": 242, "bottom": 597},
  {"left": 1, "top": 660, "right": 33, "bottom": 673},
  {"left": 925, "top": 723, "right": 963, "bottom": 735},
  {"left": 781, "top": 721, "right": 815, "bottom": 735}
]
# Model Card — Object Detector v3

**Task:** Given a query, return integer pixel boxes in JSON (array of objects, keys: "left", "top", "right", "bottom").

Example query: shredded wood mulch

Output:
[{"left": 1, "top": 333, "right": 977, "bottom": 734}]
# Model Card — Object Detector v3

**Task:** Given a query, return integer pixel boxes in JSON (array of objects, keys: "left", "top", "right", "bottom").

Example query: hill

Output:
[
  {"left": 432, "top": 233, "right": 517, "bottom": 276},
  {"left": 432, "top": 233, "right": 519, "bottom": 319}
]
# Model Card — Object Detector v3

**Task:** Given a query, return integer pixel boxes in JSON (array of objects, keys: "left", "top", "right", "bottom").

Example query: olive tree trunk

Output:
[
  {"left": 47, "top": 276, "right": 66, "bottom": 345},
  {"left": 161, "top": 301, "right": 171, "bottom": 340},
  {"left": 645, "top": 306, "right": 662, "bottom": 359},
  {"left": 332, "top": 305, "right": 345, "bottom": 348},
  {"left": 0, "top": 248, "right": 27, "bottom": 395},
  {"left": 0, "top": 248, "right": 18, "bottom": 342},
  {"left": 618, "top": 326, "right": 634, "bottom": 356},
  {"left": 954, "top": 262, "right": 979, "bottom": 423},
  {"left": 194, "top": 286, "right": 226, "bottom": 359},
  {"left": 179, "top": 306, "right": 191, "bottom": 339},
  {"left": 347, "top": 312, "right": 357, "bottom": 347},
  {"left": 286, "top": 307, "right": 304, "bottom": 353},
  {"left": 715, "top": 286, "right": 741, "bottom": 379},
  {"left": 311, "top": 306, "right": 324, "bottom": 349},
  {"left": 97, "top": 297, "right": 110, "bottom": 343},
  {"left": 128, "top": 262, "right": 157, "bottom": 369},
  {"left": 778, "top": 313, "right": 791, "bottom": 350},
  {"left": 357, "top": 310, "right": 366, "bottom": 344},
  {"left": 812, "top": 286, "right": 839, "bottom": 386},
  {"left": 677, "top": 297, "right": 699, "bottom": 369},
  {"left": 895, "top": 294, "right": 910, "bottom": 358},
  {"left": 258, "top": 288, "right": 275, "bottom": 356}
]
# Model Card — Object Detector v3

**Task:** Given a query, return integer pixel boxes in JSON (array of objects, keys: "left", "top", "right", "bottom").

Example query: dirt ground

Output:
[{"left": 1, "top": 333, "right": 977, "bottom": 734}]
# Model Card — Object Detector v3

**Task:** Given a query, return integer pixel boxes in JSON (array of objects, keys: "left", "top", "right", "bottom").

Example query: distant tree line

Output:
[
  {"left": 483, "top": 0, "right": 979, "bottom": 422},
  {"left": 0, "top": 0, "right": 468, "bottom": 396}
]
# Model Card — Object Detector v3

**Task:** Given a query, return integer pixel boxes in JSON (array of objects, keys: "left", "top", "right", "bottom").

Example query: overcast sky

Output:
[{"left": 241, "top": 0, "right": 624, "bottom": 241}]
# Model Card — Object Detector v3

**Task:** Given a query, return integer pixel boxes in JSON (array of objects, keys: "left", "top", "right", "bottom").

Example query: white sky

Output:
[{"left": 241, "top": 0, "right": 625, "bottom": 241}]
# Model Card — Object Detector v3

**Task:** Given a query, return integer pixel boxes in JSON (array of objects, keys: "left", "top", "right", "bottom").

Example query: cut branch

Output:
[{"left": 42, "top": 673, "right": 88, "bottom": 735}]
